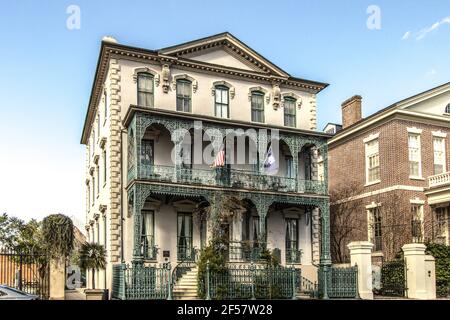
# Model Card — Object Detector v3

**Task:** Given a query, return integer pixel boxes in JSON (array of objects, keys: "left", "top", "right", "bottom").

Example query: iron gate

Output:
[
  {"left": 0, "top": 247, "right": 50, "bottom": 299},
  {"left": 377, "top": 259, "right": 407, "bottom": 297}
]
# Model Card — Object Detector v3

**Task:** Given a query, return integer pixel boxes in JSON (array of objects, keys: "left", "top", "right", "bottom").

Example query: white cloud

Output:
[
  {"left": 402, "top": 17, "right": 450, "bottom": 41},
  {"left": 401, "top": 31, "right": 411, "bottom": 40}
]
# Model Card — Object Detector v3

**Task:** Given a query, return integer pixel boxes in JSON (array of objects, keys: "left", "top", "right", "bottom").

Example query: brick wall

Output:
[{"left": 329, "top": 117, "right": 450, "bottom": 262}]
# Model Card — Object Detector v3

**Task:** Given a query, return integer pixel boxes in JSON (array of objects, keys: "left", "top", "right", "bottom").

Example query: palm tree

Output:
[{"left": 78, "top": 242, "right": 106, "bottom": 289}]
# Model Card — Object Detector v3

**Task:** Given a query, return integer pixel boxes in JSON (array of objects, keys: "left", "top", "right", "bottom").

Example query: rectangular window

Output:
[
  {"left": 369, "top": 207, "right": 382, "bottom": 251},
  {"left": 215, "top": 86, "right": 229, "bottom": 118},
  {"left": 103, "top": 150, "right": 107, "bottom": 186},
  {"left": 251, "top": 92, "right": 265, "bottom": 123},
  {"left": 137, "top": 73, "right": 154, "bottom": 107},
  {"left": 435, "top": 207, "right": 449, "bottom": 245},
  {"left": 284, "top": 98, "right": 296, "bottom": 127},
  {"left": 104, "top": 91, "right": 108, "bottom": 122},
  {"left": 140, "top": 210, "right": 155, "bottom": 260},
  {"left": 140, "top": 139, "right": 154, "bottom": 166},
  {"left": 408, "top": 133, "right": 421, "bottom": 177},
  {"left": 96, "top": 167, "right": 100, "bottom": 195},
  {"left": 177, "top": 213, "right": 193, "bottom": 260},
  {"left": 285, "top": 156, "right": 293, "bottom": 178},
  {"left": 411, "top": 204, "right": 423, "bottom": 243},
  {"left": 92, "top": 177, "right": 95, "bottom": 204},
  {"left": 433, "top": 137, "right": 446, "bottom": 175},
  {"left": 285, "top": 218, "right": 299, "bottom": 263},
  {"left": 176, "top": 80, "right": 192, "bottom": 112},
  {"left": 365, "top": 139, "right": 380, "bottom": 183}
]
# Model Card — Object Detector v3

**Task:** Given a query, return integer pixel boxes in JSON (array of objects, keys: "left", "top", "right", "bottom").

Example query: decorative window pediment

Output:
[
  {"left": 132, "top": 67, "right": 160, "bottom": 87},
  {"left": 248, "top": 86, "right": 270, "bottom": 104},
  {"left": 172, "top": 199, "right": 197, "bottom": 211},
  {"left": 99, "top": 204, "right": 107, "bottom": 213},
  {"left": 172, "top": 74, "right": 198, "bottom": 93},
  {"left": 281, "top": 92, "right": 303, "bottom": 109},
  {"left": 99, "top": 137, "right": 107, "bottom": 149},
  {"left": 211, "top": 81, "right": 235, "bottom": 99}
]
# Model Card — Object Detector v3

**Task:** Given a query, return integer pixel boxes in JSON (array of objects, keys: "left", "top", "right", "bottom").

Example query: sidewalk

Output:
[{"left": 65, "top": 288, "right": 86, "bottom": 300}]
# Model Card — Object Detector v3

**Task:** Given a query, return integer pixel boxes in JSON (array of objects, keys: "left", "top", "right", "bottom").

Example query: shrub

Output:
[{"left": 426, "top": 243, "right": 450, "bottom": 297}]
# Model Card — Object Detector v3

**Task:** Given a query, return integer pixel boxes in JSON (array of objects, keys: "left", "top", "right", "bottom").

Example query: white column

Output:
[
  {"left": 347, "top": 241, "right": 374, "bottom": 299},
  {"left": 402, "top": 243, "right": 430, "bottom": 299}
]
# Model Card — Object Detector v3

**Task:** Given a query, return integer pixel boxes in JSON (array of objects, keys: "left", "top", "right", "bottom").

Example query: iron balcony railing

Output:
[
  {"left": 228, "top": 241, "right": 263, "bottom": 262},
  {"left": 286, "top": 249, "right": 302, "bottom": 264},
  {"left": 140, "top": 235, "right": 157, "bottom": 260},
  {"left": 130, "top": 164, "right": 326, "bottom": 194},
  {"left": 176, "top": 245, "right": 198, "bottom": 262}
]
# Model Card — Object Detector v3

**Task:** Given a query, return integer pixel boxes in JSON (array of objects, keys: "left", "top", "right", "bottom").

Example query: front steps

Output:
[{"left": 173, "top": 267, "right": 199, "bottom": 300}]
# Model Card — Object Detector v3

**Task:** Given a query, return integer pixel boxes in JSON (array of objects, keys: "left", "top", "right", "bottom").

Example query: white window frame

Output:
[
  {"left": 432, "top": 133, "right": 447, "bottom": 175},
  {"left": 366, "top": 202, "right": 382, "bottom": 252},
  {"left": 408, "top": 130, "right": 422, "bottom": 179},
  {"left": 410, "top": 199, "right": 424, "bottom": 243},
  {"left": 364, "top": 134, "right": 380, "bottom": 185}
]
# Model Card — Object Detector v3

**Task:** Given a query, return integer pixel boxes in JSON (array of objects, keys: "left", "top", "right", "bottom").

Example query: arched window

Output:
[
  {"left": 176, "top": 79, "right": 192, "bottom": 112},
  {"left": 215, "top": 85, "right": 229, "bottom": 118},
  {"left": 446, "top": 103, "right": 450, "bottom": 114},
  {"left": 251, "top": 91, "right": 265, "bottom": 123},
  {"left": 137, "top": 73, "right": 154, "bottom": 107},
  {"left": 284, "top": 97, "right": 296, "bottom": 127},
  {"left": 128, "top": 129, "right": 135, "bottom": 170}
]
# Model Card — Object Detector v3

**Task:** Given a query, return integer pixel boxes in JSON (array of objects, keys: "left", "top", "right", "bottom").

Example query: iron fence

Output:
[
  {"left": 318, "top": 265, "right": 359, "bottom": 299},
  {"left": 0, "top": 247, "right": 50, "bottom": 299},
  {"left": 203, "top": 262, "right": 300, "bottom": 299},
  {"left": 111, "top": 263, "right": 171, "bottom": 300}
]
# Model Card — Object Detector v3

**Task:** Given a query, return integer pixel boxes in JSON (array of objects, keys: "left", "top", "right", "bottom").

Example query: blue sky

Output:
[{"left": 0, "top": 0, "right": 449, "bottom": 222}]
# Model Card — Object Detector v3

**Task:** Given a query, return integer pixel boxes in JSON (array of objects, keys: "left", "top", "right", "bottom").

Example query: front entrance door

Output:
[{"left": 177, "top": 213, "right": 193, "bottom": 261}]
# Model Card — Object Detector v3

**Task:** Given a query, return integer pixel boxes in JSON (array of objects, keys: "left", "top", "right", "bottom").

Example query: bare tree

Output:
[{"left": 330, "top": 182, "right": 365, "bottom": 263}]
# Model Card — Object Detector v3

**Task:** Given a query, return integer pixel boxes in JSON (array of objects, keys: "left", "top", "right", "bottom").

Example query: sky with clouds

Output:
[{"left": 0, "top": 0, "right": 449, "bottom": 223}]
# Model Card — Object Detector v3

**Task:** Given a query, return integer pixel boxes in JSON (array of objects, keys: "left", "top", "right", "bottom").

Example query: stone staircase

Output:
[{"left": 173, "top": 267, "right": 199, "bottom": 300}]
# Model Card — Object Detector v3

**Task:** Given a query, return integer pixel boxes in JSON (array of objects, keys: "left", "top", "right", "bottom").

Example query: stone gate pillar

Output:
[
  {"left": 402, "top": 243, "right": 436, "bottom": 299},
  {"left": 347, "top": 241, "right": 374, "bottom": 299}
]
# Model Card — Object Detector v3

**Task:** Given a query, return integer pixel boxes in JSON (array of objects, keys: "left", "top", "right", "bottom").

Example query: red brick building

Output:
[{"left": 328, "top": 83, "right": 450, "bottom": 263}]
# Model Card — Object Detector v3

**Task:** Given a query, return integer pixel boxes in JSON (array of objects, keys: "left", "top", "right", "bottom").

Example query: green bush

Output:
[
  {"left": 379, "top": 259, "right": 405, "bottom": 296},
  {"left": 426, "top": 243, "right": 450, "bottom": 297}
]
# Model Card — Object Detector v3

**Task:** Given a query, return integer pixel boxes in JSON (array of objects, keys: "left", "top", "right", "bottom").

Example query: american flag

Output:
[{"left": 211, "top": 147, "right": 225, "bottom": 167}]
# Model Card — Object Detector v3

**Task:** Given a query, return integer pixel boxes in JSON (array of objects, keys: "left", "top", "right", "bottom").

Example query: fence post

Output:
[
  {"left": 167, "top": 262, "right": 173, "bottom": 300},
  {"left": 322, "top": 266, "right": 329, "bottom": 299},
  {"left": 206, "top": 260, "right": 211, "bottom": 300},
  {"left": 354, "top": 265, "right": 360, "bottom": 299},
  {"left": 402, "top": 243, "right": 435, "bottom": 299},
  {"left": 291, "top": 266, "right": 297, "bottom": 300},
  {"left": 251, "top": 261, "right": 256, "bottom": 300},
  {"left": 347, "top": 241, "right": 373, "bottom": 299}
]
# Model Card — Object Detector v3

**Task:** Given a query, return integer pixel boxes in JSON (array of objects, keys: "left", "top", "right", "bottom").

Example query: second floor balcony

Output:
[
  {"left": 125, "top": 108, "right": 329, "bottom": 196},
  {"left": 428, "top": 172, "right": 450, "bottom": 188}
]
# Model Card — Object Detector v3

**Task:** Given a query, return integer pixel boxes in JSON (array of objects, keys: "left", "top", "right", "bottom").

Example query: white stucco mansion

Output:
[{"left": 80, "top": 33, "right": 332, "bottom": 297}]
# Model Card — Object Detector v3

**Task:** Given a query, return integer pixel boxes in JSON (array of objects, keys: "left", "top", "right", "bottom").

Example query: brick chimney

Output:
[{"left": 341, "top": 95, "right": 362, "bottom": 128}]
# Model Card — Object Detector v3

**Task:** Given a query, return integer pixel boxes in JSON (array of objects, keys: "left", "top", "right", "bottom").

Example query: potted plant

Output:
[{"left": 78, "top": 242, "right": 107, "bottom": 300}]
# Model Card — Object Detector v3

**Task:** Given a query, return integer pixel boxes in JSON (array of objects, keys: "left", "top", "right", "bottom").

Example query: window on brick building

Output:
[
  {"left": 408, "top": 133, "right": 422, "bottom": 178},
  {"left": 433, "top": 136, "right": 446, "bottom": 175},
  {"left": 435, "top": 207, "right": 449, "bottom": 245},
  {"left": 411, "top": 204, "right": 423, "bottom": 243},
  {"left": 365, "top": 138, "right": 380, "bottom": 184},
  {"left": 368, "top": 206, "right": 382, "bottom": 252}
]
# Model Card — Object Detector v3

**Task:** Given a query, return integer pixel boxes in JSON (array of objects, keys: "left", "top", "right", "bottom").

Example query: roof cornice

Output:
[
  {"left": 80, "top": 39, "right": 329, "bottom": 144},
  {"left": 328, "top": 109, "right": 450, "bottom": 147}
]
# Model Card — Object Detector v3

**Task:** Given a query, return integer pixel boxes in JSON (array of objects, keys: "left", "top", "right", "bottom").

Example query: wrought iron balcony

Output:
[
  {"left": 129, "top": 164, "right": 326, "bottom": 195},
  {"left": 176, "top": 245, "right": 198, "bottom": 262},
  {"left": 228, "top": 241, "right": 263, "bottom": 262},
  {"left": 285, "top": 249, "right": 302, "bottom": 264},
  {"left": 428, "top": 172, "right": 450, "bottom": 188},
  {"left": 140, "top": 236, "right": 157, "bottom": 260}
]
